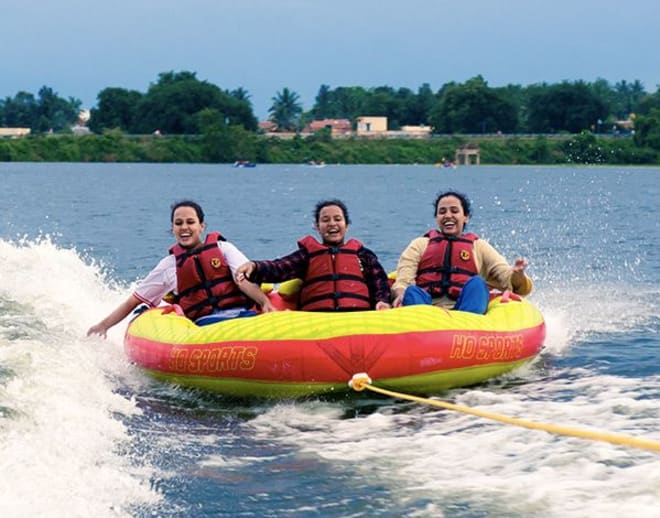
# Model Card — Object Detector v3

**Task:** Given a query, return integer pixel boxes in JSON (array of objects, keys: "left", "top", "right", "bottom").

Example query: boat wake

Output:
[{"left": 0, "top": 237, "right": 159, "bottom": 517}]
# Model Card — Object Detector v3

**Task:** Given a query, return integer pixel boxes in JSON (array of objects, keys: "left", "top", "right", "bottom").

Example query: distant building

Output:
[
  {"left": 356, "top": 116, "right": 387, "bottom": 135},
  {"left": 78, "top": 109, "right": 91, "bottom": 124},
  {"left": 71, "top": 124, "right": 92, "bottom": 135},
  {"left": 303, "top": 118, "right": 352, "bottom": 135},
  {"left": 258, "top": 116, "right": 431, "bottom": 139},
  {"left": 455, "top": 144, "right": 481, "bottom": 165},
  {"left": 613, "top": 119, "right": 634, "bottom": 134},
  {"left": 258, "top": 121, "right": 278, "bottom": 133},
  {"left": 400, "top": 125, "right": 431, "bottom": 137},
  {"left": 0, "top": 127, "right": 31, "bottom": 138},
  {"left": 70, "top": 109, "right": 92, "bottom": 135}
]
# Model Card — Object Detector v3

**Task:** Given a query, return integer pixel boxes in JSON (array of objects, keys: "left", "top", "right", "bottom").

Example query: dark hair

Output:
[
  {"left": 314, "top": 199, "right": 351, "bottom": 225},
  {"left": 170, "top": 200, "right": 205, "bottom": 223},
  {"left": 433, "top": 191, "right": 471, "bottom": 217}
]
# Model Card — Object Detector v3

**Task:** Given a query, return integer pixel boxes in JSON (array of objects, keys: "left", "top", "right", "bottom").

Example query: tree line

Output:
[
  {"left": 306, "top": 78, "right": 656, "bottom": 135},
  {"left": 1, "top": 70, "right": 659, "bottom": 154},
  {"left": 0, "top": 86, "right": 81, "bottom": 133}
]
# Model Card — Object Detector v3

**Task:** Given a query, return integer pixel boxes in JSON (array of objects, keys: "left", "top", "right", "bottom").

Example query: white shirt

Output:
[{"left": 133, "top": 241, "right": 249, "bottom": 307}]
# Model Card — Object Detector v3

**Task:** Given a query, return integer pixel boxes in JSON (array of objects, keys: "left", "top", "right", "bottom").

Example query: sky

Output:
[{"left": 2, "top": 0, "right": 659, "bottom": 120}]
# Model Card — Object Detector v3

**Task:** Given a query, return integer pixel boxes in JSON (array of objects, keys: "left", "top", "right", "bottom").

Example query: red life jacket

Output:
[
  {"left": 169, "top": 232, "right": 250, "bottom": 320},
  {"left": 415, "top": 230, "right": 479, "bottom": 300},
  {"left": 297, "top": 235, "right": 371, "bottom": 311}
]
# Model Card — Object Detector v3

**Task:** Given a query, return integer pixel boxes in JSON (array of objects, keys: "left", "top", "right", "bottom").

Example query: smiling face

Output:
[
  {"left": 315, "top": 204, "right": 348, "bottom": 245},
  {"left": 435, "top": 195, "right": 469, "bottom": 236},
  {"left": 172, "top": 206, "right": 206, "bottom": 249}
]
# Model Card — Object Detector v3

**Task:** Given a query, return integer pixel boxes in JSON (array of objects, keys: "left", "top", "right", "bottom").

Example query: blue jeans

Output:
[
  {"left": 402, "top": 276, "right": 489, "bottom": 315},
  {"left": 195, "top": 309, "right": 257, "bottom": 326}
]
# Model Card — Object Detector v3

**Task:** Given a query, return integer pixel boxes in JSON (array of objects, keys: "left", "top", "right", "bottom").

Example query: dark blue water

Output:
[{"left": 1, "top": 163, "right": 658, "bottom": 517}]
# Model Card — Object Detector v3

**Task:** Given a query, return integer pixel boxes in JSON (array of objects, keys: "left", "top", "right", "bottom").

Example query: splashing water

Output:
[{"left": 0, "top": 237, "right": 159, "bottom": 517}]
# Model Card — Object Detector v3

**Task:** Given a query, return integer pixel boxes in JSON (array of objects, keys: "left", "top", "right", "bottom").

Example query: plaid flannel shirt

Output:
[{"left": 250, "top": 245, "right": 391, "bottom": 308}]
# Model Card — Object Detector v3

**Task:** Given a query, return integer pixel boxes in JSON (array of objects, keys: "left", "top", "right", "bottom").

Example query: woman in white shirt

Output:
[{"left": 87, "top": 200, "right": 273, "bottom": 337}]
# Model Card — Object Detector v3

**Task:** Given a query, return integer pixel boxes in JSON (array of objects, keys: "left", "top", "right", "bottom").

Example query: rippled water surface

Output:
[{"left": 1, "top": 163, "right": 659, "bottom": 517}]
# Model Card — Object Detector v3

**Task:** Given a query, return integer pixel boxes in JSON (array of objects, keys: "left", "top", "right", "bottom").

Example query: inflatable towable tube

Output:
[{"left": 124, "top": 295, "right": 545, "bottom": 399}]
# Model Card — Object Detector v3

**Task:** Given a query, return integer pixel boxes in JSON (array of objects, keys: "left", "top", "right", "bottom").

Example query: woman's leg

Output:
[
  {"left": 402, "top": 285, "right": 432, "bottom": 306},
  {"left": 453, "top": 276, "right": 489, "bottom": 314}
]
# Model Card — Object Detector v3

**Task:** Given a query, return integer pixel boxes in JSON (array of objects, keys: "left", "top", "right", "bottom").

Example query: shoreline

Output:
[{"left": 0, "top": 132, "right": 657, "bottom": 166}]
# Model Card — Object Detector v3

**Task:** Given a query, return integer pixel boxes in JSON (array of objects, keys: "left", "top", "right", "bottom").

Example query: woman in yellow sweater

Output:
[{"left": 391, "top": 191, "right": 533, "bottom": 314}]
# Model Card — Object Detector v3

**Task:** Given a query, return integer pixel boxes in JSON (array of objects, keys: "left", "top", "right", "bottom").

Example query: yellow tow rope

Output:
[{"left": 348, "top": 373, "right": 660, "bottom": 453}]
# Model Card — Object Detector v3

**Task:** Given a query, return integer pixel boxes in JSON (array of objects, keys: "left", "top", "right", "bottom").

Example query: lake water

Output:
[{"left": 1, "top": 162, "right": 659, "bottom": 517}]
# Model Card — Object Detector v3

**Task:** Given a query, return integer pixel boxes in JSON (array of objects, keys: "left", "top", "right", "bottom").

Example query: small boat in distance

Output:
[
  {"left": 233, "top": 160, "right": 256, "bottom": 168},
  {"left": 306, "top": 160, "right": 326, "bottom": 168},
  {"left": 434, "top": 157, "right": 457, "bottom": 170}
]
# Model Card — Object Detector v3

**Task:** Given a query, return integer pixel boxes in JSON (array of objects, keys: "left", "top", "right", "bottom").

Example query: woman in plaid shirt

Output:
[{"left": 236, "top": 199, "right": 391, "bottom": 311}]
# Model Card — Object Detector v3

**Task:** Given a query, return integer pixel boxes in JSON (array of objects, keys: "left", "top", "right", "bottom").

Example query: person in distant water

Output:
[
  {"left": 391, "top": 191, "right": 532, "bottom": 314},
  {"left": 87, "top": 200, "right": 274, "bottom": 337},
  {"left": 236, "top": 199, "right": 391, "bottom": 311}
]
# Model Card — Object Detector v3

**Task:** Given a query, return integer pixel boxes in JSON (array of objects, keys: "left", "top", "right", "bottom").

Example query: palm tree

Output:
[
  {"left": 269, "top": 87, "right": 302, "bottom": 131},
  {"left": 229, "top": 87, "right": 252, "bottom": 105}
]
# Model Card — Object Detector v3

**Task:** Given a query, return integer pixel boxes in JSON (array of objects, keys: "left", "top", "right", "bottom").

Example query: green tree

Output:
[
  {"left": 311, "top": 84, "right": 332, "bottom": 119},
  {"left": 133, "top": 71, "right": 257, "bottom": 134},
  {"left": 429, "top": 76, "right": 518, "bottom": 134},
  {"left": 633, "top": 108, "right": 660, "bottom": 150},
  {"left": 1, "top": 91, "right": 37, "bottom": 127},
  {"left": 1, "top": 88, "right": 79, "bottom": 133},
  {"left": 34, "top": 86, "right": 81, "bottom": 133},
  {"left": 89, "top": 87, "right": 143, "bottom": 133},
  {"left": 319, "top": 86, "right": 369, "bottom": 120},
  {"left": 269, "top": 87, "right": 303, "bottom": 131},
  {"left": 588, "top": 78, "right": 617, "bottom": 122},
  {"left": 362, "top": 86, "right": 399, "bottom": 125},
  {"left": 360, "top": 86, "right": 424, "bottom": 128},
  {"left": 636, "top": 88, "right": 660, "bottom": 116},
  {"left": 614, "top": 79, "right": 647, "bottom": 119},
  {"left": 228, "top": 87, "right": 252, "bottom": 105},
  {"left": 405, "top": 83, "right": 436, "bottom": 126},
  {"left": 527, "top": 81, "right": 608, "bottom": 133},
  {"left": 392, "top": 87, "right": 420, "bottom": 126}
]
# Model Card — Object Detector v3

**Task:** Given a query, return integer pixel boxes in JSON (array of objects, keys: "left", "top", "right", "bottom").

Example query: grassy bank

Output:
[{"left": 0, "top": 131, "right": 657, "bottom": 165}]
